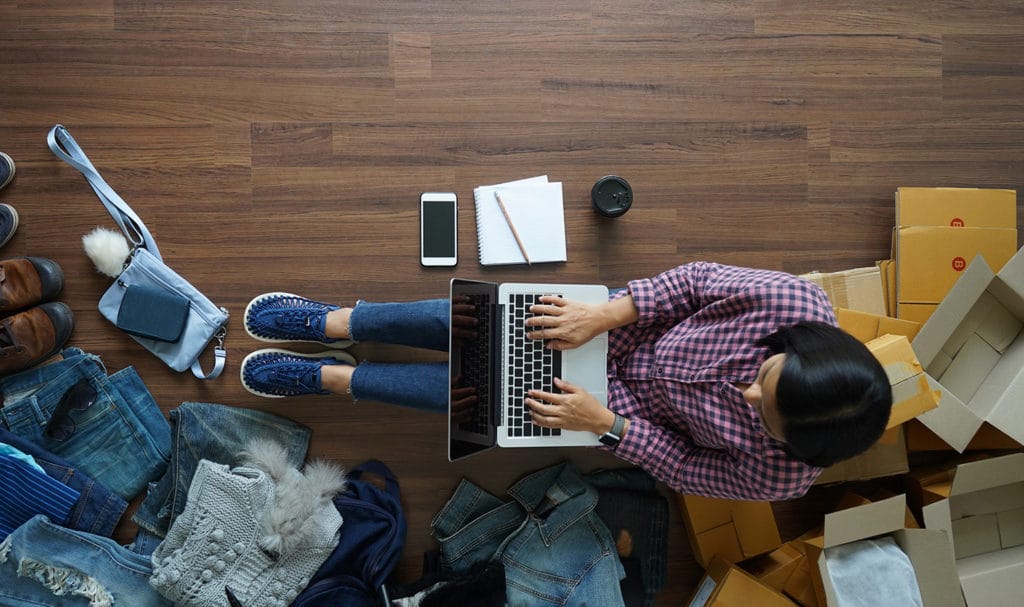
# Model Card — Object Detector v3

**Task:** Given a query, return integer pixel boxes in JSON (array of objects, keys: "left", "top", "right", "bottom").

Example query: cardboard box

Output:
[
  {"left": 895, "top": 226, "right": 1017, "bottom": 306},
  {"left": 687, "top": 556, "right": 799, "bottom": 607},
  {"left": 800, "top": 267, "right": 886, "bottom": 316},
  {"left": 814, "top": 426, "right": 908, "bottom": 485},
  {"left": 921, "top": 453, "right": 1024, "bottom": 606},
  {"left": 836, "top": 307, "right": 921, "bottom": 343},
  {"left": 743, "top": 543, "right": 820, "bottom": 606},
  {"left": 896, "top": 187, "right": 1017, "bottom": 228},
  {"left": 811, "top": 494, "right": 964, "bottom": 607},
  {"left": 893, "top": 187, "right": 1018, "bottom": 325},
  {"left": 912, "top": 249, "right": 1024, "bottom": 451},
  {"left": 677, "top": 494, "right": 782, "bottom": 568}
]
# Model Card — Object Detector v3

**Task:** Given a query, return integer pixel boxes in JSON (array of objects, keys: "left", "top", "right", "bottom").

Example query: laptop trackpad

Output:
[{"left": 562, "top": 341, "right": 608, "bottom": 405}]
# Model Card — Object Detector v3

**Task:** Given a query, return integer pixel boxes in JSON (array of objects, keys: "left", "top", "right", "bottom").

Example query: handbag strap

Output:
[
  {"left": 48, "top": 124, "right": 228, "bottom": 381},
  {"left": 46, "top": 124, "right": 162, "bottom": 260}
]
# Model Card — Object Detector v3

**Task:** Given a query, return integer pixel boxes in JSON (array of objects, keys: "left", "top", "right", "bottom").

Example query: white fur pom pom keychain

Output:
[{"left": 82, "top": 227, "right": 131, "bottom": 278}]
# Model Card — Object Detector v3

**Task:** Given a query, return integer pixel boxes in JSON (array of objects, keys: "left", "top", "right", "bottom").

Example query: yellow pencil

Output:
[{"left": 494, "top": 191, "right": 531, "bottom": 264}]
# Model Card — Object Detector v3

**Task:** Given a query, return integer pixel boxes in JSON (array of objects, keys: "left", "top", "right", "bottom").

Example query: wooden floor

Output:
[{"left": 2, "top": 1, "right": 1023, "bottom": 603}]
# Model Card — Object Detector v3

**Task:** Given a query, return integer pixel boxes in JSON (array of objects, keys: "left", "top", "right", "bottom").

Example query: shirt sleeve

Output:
[{"left": 613, "top": 415, "right": 820, "bottom": 500}]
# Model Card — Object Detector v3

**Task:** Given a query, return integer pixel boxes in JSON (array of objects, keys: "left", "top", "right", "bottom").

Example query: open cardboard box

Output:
[
  {"left": 912, "top": 247, "right": 1024, "bottom": 451},
  {"left": 687, "top": 556, "right": 798, "bottom": 607},
  {"left": 808, "top": 494, "right": 964, "bottom": 607},
  {"left": 677, "top": 494, "right": 781, "bottom": 568},
  {"left": 921, "top": 453, "right": 1024, "bottom": 606}
]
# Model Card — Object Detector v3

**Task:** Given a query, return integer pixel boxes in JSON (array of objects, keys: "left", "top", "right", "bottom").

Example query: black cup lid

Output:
[{"left": 591, "top": 175, "right": 632, "bottom": 217}]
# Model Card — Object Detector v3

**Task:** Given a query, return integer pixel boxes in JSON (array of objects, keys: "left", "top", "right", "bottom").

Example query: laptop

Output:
[{"left": 448, "top": 278, "right": 609, "bottom": 461}]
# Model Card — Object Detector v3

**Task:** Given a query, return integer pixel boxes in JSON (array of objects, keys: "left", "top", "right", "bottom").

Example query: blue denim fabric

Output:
[
  {"left": 131, "top": 401, "right": 312, "bottom": 554},
  {"left": 0, "top": 348, "right": 171, "bottom": 501},
  {"left": 0, "top": 515, "right": 172, "bottom": 607},
  {"left": 348, "top": 299, "right": 449, "bottom": 413},
  {"left": 0, "top": 426, "right": 127, "bottom": 537},
  {"left": 431, "top": 462, "right": 626, "bottom": 607}
]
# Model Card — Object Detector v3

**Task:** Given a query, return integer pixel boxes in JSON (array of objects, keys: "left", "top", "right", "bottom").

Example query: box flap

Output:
[
  {"left": 971, "top": 337, "right": 1024, "bottom": 444},
  {"left": 950, "top": 453, "right": 1024, "bottom": 496},
  {"left": 913, "top": 255, "right": 995, "bottom": 370},
  {"left": 823, "top": 494, "right": 906, "bottom": 548},
  {"left": 915, "top": 375, "right": 983, "bottom": 453},
  {"left": 891, "top": 528, "right": 966, "bottom": 607}
]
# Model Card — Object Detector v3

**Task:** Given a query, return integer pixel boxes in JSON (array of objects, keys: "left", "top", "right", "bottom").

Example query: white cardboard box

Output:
[
  {"left": 912, "top": 248, "right": 1024, "bottom": 451},
  {"left": 816, "top": 495, "right": 963, "bottom": 607},
  {"left": 922, "top": 454, "right": 1024, "bottom": 607}
]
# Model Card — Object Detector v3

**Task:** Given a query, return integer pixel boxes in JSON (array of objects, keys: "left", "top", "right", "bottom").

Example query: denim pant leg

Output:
[
  {"left": 347, "top": 299, "right": 451, "bottom": 412},
  {"left": 0, "top": 348, "right": 171, "bottom": 501},
  {"left": 349, "top": 299, "right": 450, "bottom": 351},
  {"left": 132, "top": 401, "right": 312, "bottom": 554},
  {"left": 0, "top": 515, "right": 172, "bottom": 607},
  {"left": 349, "top": 361, "right": 448, "bottom": 413}
]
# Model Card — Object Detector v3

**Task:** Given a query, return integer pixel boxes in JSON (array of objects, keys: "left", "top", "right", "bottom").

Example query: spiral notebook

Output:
[{"left": 473, "top": 175, "right": 567, "bottom": 266}]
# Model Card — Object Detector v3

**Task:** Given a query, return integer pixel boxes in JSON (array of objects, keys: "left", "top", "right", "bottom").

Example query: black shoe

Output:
[
  {"left": 0, "top": 153, "right": 13, "bottom": 191},
  {"left": 0, "top": 204, "right": 19, "bottom": 248}
]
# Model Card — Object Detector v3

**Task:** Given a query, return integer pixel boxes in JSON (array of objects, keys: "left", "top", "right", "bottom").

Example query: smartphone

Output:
[{"left": 420, "top": 192, "right": 458, "bottom": 266}]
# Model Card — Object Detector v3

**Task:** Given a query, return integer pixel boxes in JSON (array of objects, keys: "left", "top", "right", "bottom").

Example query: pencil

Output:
[{"left": 494, "top": 191, "right": 531, "bottom": 264}]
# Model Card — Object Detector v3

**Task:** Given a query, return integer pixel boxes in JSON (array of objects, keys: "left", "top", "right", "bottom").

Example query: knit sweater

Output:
[{"left": 150, "top": 441, "right": 345, "bottom": 607}]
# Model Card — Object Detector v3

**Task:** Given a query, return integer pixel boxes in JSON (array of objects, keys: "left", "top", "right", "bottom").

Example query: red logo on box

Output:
[
  {"left": 952, "top": 257, "right": 967, "bottom": 271},
  {"left": 950, "top": 217, "right": 965, "bottom": 227}
]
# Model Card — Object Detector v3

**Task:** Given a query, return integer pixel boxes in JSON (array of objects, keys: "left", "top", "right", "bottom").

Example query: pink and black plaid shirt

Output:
[{"left": 607, "top": 262, "right": 836, "bottom": 500}]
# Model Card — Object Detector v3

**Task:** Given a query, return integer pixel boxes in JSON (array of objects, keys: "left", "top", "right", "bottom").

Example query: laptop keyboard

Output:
[{"left": 506, "top": 292, "right": 562, "bottom": 438}]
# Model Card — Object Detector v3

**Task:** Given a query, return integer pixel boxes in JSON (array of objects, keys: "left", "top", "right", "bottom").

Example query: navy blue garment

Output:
[
  {"left": 0, "top": 453, "right": 79, "bottom": 540},
  {"left": 293, "top": 460, "right": 407, "bottom": 607},
  {"left": 0, "top": 426, "right": 127, "bottom": 537}
]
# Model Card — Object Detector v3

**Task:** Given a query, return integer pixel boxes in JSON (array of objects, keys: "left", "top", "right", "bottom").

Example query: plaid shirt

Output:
[{"left": 607, "top": 262, "right": 836, "bottom": 500}]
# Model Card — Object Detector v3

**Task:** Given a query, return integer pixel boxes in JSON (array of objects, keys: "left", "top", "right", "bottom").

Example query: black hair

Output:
[{"left": 756, "top": 321, "right": 892, "bottom": 468}]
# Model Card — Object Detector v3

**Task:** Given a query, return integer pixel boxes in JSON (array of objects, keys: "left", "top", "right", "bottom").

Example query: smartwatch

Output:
[{"left": 599, "top": 413, "right": 627, "bottom": 447}]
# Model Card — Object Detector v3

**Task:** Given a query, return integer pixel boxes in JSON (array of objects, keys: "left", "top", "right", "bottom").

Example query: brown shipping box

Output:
[
  {"left": 893, "top": 186, "right": 1017, "bottom": 324},
  {"left": 895, "top": 187, "right": 1017, "bottom": 228},
  {"left": 835, "top": 307, "right": 921, "bottom": 343},
  {"left": 922, "top": 454, "right": 1024, "bottom": 606},
  {"left": 687, "top": 556, "right": 798, "bottom": 607},
  {"left": 677, "top": 494, "right": 781, "bottom": 568},
  {"left": 911, "top": 248, "right": 1024, "bottom": 452}
]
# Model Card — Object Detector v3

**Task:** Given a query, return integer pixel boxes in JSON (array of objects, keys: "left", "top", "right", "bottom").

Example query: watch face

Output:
[{"left": 599, "top": 433, "right": 621, "bottom": 447}]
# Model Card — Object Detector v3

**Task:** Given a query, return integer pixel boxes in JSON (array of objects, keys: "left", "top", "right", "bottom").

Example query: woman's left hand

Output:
[{"left": 526, "top": 377, "right": 614, "bottom": 435}]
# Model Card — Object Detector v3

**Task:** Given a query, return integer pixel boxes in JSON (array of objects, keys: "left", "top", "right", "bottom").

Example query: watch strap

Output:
[{"left": 600, "top": 413, "right": 626, "bottom": 446}]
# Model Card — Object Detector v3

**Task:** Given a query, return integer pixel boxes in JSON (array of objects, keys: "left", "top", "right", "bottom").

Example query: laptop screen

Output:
[{"left": 448, "top": 279, "right": 498, "bottom": 461}]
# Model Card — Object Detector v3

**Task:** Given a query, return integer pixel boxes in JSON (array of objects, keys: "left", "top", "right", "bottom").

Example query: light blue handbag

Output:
[{"left": 47, "top": 124, "right": 228, "bottom": 379}]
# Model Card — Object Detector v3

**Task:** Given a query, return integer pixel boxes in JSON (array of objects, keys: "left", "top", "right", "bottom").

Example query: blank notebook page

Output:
[{"left": 474, "top": 180, "right": 567, "bottom": 265}]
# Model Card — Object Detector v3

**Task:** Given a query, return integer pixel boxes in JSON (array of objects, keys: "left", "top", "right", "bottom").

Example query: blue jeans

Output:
[
  {"left": 347, "top": 299, "right": 449, "bottom": 413},
  {"left": 0, "top": 515, "right": 171, "bottom": 606},
  {"left": 431, "top": 462, "right": 626, "bottom": 607},
  {"left": 131, "top": 401, "right": 312, "bottom": 555},
  {"left": 0, "top": 348, "right": 171, "bottom": 501}
]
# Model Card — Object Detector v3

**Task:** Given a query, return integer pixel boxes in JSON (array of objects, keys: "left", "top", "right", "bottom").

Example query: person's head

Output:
[{"left": 743, "top": 321, "right": 892, "bottom": 468}]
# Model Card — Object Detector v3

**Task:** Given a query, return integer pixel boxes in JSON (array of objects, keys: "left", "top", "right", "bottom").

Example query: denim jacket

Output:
[{"left": 431, "top": 462, "right": 626, "bottom": 607}]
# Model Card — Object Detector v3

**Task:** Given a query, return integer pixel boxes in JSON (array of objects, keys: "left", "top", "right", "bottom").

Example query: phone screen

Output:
[{"left": 422, "top": 199, "right": 456, "bottom": 258}]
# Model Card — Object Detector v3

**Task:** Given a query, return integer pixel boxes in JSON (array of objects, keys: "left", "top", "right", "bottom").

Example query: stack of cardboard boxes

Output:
[{"left": 685, "top": 187, "right": 1023, "bottom": 607}]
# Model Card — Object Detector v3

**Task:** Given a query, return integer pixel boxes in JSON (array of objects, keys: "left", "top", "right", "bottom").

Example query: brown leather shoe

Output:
[
  {"left": 0, "top": 257, "right": 64, "bottom": 314},
  {"left": 0, "top": 302, "right": 74, "bottom": 376}
]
